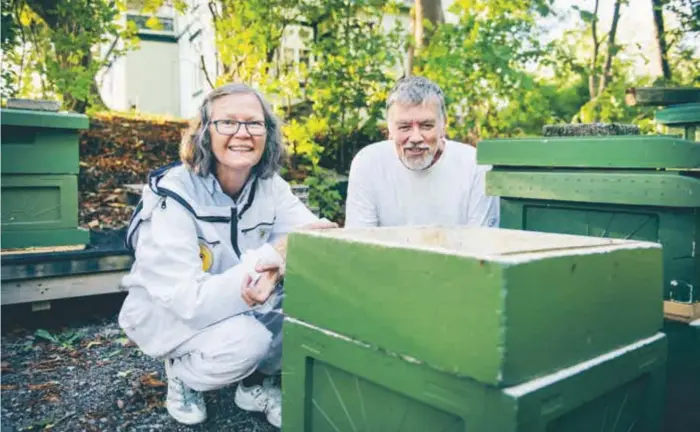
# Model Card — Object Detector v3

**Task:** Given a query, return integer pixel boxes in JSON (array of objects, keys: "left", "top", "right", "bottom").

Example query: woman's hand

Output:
[{"left": 241, "top": 270, "right": 280, "bottom": 307}]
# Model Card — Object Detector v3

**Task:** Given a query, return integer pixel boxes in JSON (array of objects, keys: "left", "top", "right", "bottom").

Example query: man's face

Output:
[{"left": 388, "top": 101, "right": 445, "bottom": 171}]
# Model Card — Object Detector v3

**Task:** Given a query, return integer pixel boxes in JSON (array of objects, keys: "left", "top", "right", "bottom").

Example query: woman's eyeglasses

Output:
[{"left": 211, "top": 120, "right": 266, "bottom": 136}]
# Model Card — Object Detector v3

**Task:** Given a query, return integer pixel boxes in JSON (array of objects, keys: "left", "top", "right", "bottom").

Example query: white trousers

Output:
[{"left": 166, "top": 300, "right": 284, "bottom": 392}]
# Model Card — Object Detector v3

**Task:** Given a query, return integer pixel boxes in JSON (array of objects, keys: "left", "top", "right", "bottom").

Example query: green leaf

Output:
[{"left": 34, "top": 329, "right": 59, "bottom": 344}]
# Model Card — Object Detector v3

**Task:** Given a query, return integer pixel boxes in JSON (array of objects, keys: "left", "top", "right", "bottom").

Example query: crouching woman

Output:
[{"left": 117, "top": 83, "right": 335, "bottom": 428}]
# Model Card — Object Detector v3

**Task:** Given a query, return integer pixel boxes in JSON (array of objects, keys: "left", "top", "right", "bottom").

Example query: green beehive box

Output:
[
  {"left": 1, "top": 175, "right": 88, "bottom": 249},
  {"left": 1, "top": 108, "right": 88, "bottom": 174},
  {"left": 283, "top": 318, "right": 667, "bottom": 432},
  {"left": 662, "top": 319, "right": 700, "bottom": 432},
  {"left": 284, "top": 227, "right": 663, "bottom": 386},
  {"left": 477, "top": 135, "right": 700, "bottom": 303},
  {"left": 1, "top": 108, "right": 89, "bottom": 249}
]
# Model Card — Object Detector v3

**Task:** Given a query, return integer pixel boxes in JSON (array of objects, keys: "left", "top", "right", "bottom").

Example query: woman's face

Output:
[{"left": 209, "top": 93, "right": 267, "bottom": 174}]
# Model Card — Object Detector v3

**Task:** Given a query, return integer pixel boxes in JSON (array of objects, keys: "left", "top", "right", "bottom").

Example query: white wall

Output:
[
  {"left": 176, "top": 0, "right": 218, "bottom": 118},
  {"left": 97, "top": 14, "right": 129, "bottom": 112},
  {"left": 125, "top": 40, "right": 181, "bottom": 116}
]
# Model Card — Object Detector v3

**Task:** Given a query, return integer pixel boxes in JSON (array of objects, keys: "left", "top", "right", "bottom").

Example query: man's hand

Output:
[
  {"left": 241, "top": 270, "right": 279, "bottom": 307},
  {"left": 260, "top": 220, "right": 339, "bottom": 274},
  {"left": 301, "top": 220, "right": 339, "bottom": 231}
]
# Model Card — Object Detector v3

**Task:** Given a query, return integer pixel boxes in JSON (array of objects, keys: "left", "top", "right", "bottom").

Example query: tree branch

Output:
[
  {"left": 651, "top": 0, "right": 671, "bottom": 80},
  {"left": 208, "top": 1, "right": 219, "bottom": 22},
  {"left": 589, "top": 0, "right": 600, "bottom": 99},
  {"left": 598, "top": 0, "right": 621, "bottom": 94},
  {"left": 200, "top": 54, "right": 215, "bottom": 89}
]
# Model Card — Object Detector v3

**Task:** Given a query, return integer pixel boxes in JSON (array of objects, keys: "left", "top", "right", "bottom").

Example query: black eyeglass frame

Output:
[{"left": 210, "top": 120, "right": 267, "bottom": 136}]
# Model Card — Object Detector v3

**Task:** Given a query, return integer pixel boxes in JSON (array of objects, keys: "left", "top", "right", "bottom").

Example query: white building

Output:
[
  {"left": 98, "top": 0, "right": 413, "bottom": 119},
  {"left": 98, "top": 1, "right": 216, "bottom": 118}
]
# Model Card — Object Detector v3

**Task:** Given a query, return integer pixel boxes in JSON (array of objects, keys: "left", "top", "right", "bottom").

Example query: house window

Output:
[
  {"left": 126, "top": 14, "right": 176, "bottom": 34},
  {"left": 281, "top": 47, "right": 295, "bottom": 74},
  {"left": 191, "top": 31, "right": 204, "bottom": 95},
  {"left": 299, "top": 48, "right": 311, "bottom": 68}
]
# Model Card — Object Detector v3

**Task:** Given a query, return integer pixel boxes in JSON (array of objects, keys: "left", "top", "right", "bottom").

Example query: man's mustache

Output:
[{"left": 402, "top": 143, "right": 430, "bottom": 151}]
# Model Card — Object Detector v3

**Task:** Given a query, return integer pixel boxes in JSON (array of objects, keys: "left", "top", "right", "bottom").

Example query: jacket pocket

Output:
[{"left": 240, "top": 220, "right": 275, "bottom": 250}]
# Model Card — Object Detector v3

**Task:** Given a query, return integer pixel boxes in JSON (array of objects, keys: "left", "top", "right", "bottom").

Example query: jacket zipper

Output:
[{"left": 230, "top": 207, "right": 242, "bottom": 258}]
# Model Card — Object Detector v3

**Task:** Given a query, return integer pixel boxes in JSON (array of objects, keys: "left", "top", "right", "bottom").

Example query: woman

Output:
[{"left": 118, "top": 83, "right": 335, "bottom": 428}]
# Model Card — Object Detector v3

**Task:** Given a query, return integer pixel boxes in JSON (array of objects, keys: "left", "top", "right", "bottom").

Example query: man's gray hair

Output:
[
  {"left": 181, "top": 83, "right": 284, "bottom": 179},
  {"left": 386, "top": 76, "right": 447, "bottom": 123}
]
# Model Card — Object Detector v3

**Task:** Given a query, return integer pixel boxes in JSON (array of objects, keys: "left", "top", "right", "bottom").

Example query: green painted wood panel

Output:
[
  {"left": 1, "top": 108, "right": 87, "bottom": 174},
  {"left": 0, "top": 108, "right": 89, "bottom": 130},
  {"left": 284, "top": 227, "right": 663, "bottom": 386},
  {"left": 655, "top": 103, "right": 700, "bottom": 126},
  {"left": 1, "top": 175, "right": 81, "bottom": 232},
  {"left": 498, "top": 199, "right": 699, "bottom": 303},
  {"left": 662, "top": 319, "right": 700, "bottom": 432},
  {"left": 282, "top": 319, "right": 667, "bottom": 432},
  {"left": 476, "top": 135, "right": 700, "bottom": 169},
  {"left": 1, "top": 125, "right": 82, "bottom": 174},
  {"left": 486, "top": 170, "right": 700, "bottom": 207},
  {"left": 1, "top": 228, "right": 89, "bottom": 249},
  {"left": 1, "top": 174, "right": 87, "bottom": 249}
]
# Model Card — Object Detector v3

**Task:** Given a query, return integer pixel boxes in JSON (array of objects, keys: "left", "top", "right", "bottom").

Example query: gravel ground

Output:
[{"left": 1, "top": 296, "right": 277, "bottom": 432}]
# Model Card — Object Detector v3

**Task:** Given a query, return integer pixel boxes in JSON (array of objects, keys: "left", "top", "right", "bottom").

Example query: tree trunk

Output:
[
  {"left": 70, "top": 51, "right": 93, "bottom": 113},
  {"left": 407, "top": 0, "right": 443, "bottom": 75},
  {"left": 598, "top": 0, "right": 622, "bottom": 94},
  {"left": 651, "top": 0, "right": 672, "bottom": 80},
  {"left": 588, "top": 0, "right": 600, "bottom": 99}
]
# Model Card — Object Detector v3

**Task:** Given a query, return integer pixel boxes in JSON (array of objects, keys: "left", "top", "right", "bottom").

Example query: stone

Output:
[
  {"left": 5, "top": 98, "right": 60, "bottom": 112},
  {"left": 542, "top": 123, "right": 640, "bottom": 136}
]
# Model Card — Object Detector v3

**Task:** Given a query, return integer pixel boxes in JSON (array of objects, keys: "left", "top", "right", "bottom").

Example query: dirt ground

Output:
[{"left": 1, "top": 295, "right": 276, "bottom": 432}]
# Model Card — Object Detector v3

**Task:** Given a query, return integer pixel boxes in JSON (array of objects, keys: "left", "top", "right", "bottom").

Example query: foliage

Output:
[
  {"left": 304, "top": 167, "right": 344, "bottom": 222},
  {"left": 415, "top": 0, "right": 553, "bottom": 140},
  {"left": 302, "top": 0, "right": 406, "bottom": 171},
  {"left": 34, "top": 329, "right": 82, "bottom": 350},
  {"left": 1, "top": 0, "right": 139, "bottom": 112},
  {"left": 211, "top": 0, "right": 302, "bottom": 89},
  {"left": 283, "top": 116, "right": 327, "bottom": 169}
]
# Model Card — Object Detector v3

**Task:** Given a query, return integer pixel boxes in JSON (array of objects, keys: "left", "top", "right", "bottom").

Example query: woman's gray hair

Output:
[
  {"left": 386, "top": 76, "right": 447, "bottom": 124},
  {"left": 180, "top": 83, "right": 285, "bottom": 179}
]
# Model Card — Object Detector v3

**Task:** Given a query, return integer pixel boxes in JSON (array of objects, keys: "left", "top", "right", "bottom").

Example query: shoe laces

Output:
[
  {"left": 262, "top": 377, "right": 282, "bottom": 409},
  {"left": 173, "top": 376, "right": 204, "bottom": 410}
]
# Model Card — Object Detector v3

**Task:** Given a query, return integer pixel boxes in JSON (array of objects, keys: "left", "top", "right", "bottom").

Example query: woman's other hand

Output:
[{"left": 241, "top": 271, "right": 279, "bottom": 307}]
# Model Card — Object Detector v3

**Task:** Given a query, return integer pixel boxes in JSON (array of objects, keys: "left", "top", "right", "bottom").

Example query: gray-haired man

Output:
[{"left": 345, "top": 76, "right": 500, "bottom": 228}]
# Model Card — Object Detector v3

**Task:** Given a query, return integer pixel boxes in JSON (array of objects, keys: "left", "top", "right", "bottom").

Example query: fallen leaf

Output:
[
  {"left": 106, "top": 349, "right": 123, "bottom": 358},
  {"left": 117, "top": 370, "right": 132, "bottom": 378},
  {"left": 28, "top": 382, "right": 59, "bottom": 391},
  {"left": 1, "top": 384, "right": 18, "bottom": 391},
  {"left": 117, "top": 399, "right": 125, "bottom": 409},
  {"left": 115, "top": 337, "right": 133, "bottom": 347},
  {"left": 140, "top": 373, "right": 166, "bottom": 388},
  {"left": 43, "top": 393, "right": 61, "bottom": 403},
  {"left": 85, "top": 340, "right": 103, "bottom": 349},
  {"left": 87, "top": 220, "right": 100, "bottom": 228}
]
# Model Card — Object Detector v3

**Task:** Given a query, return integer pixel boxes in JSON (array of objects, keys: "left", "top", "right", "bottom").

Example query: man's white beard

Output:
[{"left": 400, "top": 146, "right": 436, "bottom": 171}]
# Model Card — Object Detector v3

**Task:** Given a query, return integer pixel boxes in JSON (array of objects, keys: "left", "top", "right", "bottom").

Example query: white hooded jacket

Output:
[{"left": 118, "top": 163, "right": 318, "bottom": 357}]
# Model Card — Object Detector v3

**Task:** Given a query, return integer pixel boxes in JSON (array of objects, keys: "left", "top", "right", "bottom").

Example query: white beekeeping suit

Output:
[{"left": 118, "top": 162, "right": 318, "bottom": 390}]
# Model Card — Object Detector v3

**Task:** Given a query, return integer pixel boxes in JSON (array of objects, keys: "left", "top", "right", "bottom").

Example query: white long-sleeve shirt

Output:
[
  {"left": 345, "top": 140, "right": 499, "bottom": 228},
  {"left": 118, "top": 163, "right": 318, "bottom": 357}
]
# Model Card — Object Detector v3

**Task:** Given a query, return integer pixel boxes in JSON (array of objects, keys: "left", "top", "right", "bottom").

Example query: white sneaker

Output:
[
  {"left": 234, "top": 376, "right": 282, "bottom": 428},
  {"left": 164, "top": 360, "right": 207, "bottom": 425}
]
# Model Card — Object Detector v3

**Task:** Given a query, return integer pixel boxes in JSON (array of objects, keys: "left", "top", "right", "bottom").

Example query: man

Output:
[{"left": 345, "top": 76, "right": 500, "bottom": 228}]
